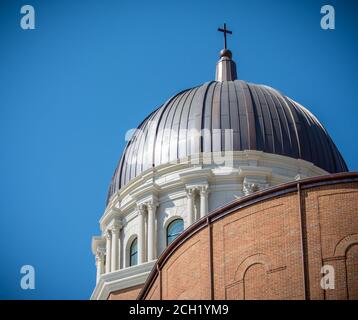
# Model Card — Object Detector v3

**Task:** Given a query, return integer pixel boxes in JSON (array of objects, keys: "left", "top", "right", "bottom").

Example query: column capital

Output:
[
  {"left": 95, "top": 248, "right": 105, "bottom": 261},
  {"left": 186, "top": 186, "right": 196, "bottom": 197},
  {"left": 243, "top": 182, "right": 260, "bottom": 196},
  {"left": 104, "top": 230, "right": 112, "bottom": 240},
  {"left": 137, "top": 203, "right": 147, "bottom": 215},
  {"left": 111, "top": 224, "right": 121, "bottom": 235},
  {"left": 110, "top": 218, "right": 122, "bottom": 233},
  {"left": 146, "top": 201, "right": 158, "bottom": 210},
  {"left": 199, "top": 185, "right": 209, "bottom": 195},
  {"left": 95, "top": 247, "right": 105, "bottom": 280}
]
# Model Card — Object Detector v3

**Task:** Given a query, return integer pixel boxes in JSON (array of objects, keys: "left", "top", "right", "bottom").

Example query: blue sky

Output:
[{"left": 0, "top": 0, "right": 357, "bottom": 299}]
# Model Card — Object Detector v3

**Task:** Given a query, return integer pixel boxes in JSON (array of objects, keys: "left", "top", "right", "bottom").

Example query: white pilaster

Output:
[
  {"left": 95, "top": 249, "right": 105, "bottom": 283},
  {"left": 111, "top": 223, "right": 121, "bottom": 272},
  {"left": 147, "top": 202, "right": 157, "bottom": 261},
  {"left": 200, "top": 185, "right": 209, "bottom": 218},
  {"left": 186, "top": 187, "right": 195, "bottom": 225},
  {"left": 105, "top": 231, "right": 112, "bottom": 273},
  {"left": 137, "top": 204, "right": 146, "bottom": 264}
]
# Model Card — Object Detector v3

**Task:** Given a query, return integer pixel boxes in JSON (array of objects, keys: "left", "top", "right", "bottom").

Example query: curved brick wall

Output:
[{"left": 139, "top": 173, "right": 358, "bottom": 300}]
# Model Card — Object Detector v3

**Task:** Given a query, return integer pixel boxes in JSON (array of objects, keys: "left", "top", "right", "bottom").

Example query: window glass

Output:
[
  {"left": 167, "top": 219, "right": 184, "bottom": 245},
  {"left": 130, "top": 238, "right": 138, "bottom": 266}
]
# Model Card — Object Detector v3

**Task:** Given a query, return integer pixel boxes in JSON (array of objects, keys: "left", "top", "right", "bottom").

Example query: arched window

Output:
[
  {"left": 166, "top": 219, "right": 184, "bottom": 245},
  {"left": 129, "top": 238, "right": 138, "bottom": 266}
]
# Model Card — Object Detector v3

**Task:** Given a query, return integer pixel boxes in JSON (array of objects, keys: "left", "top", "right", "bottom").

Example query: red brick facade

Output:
[{"left": 138, "top": 173, "right": 358, "bottom": 300}]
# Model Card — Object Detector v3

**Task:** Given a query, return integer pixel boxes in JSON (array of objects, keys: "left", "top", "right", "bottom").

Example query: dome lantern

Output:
[{"left": 216, "top": 23, "right": 237, "bottom": 81}]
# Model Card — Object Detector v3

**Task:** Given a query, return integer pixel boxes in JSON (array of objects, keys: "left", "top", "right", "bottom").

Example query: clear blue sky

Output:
[{"left": 0, "top": 0, "right": 357, "bottom": 299}]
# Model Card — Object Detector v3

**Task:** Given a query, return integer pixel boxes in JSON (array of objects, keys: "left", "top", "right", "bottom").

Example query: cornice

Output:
[
  {"left": 179, "top": 168, "right": 212, "bottom": 184},
  {"left": 131, "top": 186, "right": 160, "bottom": 206},
  {"left": 99, "top": 207, "right": 122, "bottom": 232},
  {"left": 91, "top": 260, "right": 156, "bottom": 300},
  {"left": 100, "top": 151, "right": 328, "bottom": 231},
  {"left": 238, "top": 166, "right": 272, "bottom": 177},
  {"left": 91, "top": 236, "right": 105, "bottom": 255}
]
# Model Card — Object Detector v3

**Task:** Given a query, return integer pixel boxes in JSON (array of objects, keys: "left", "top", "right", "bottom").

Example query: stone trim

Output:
[{"left": 91, "top": 260, "right": 156, "bottom": 300}]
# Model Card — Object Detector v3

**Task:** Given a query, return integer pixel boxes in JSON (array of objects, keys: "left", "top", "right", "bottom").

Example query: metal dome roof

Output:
[{"left": 107, "top": 80, "right": 348, "bottom": 202}]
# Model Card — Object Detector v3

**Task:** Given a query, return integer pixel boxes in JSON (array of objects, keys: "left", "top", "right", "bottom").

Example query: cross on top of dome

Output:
[
  {"left": 217, "top": 23, "right": 232, "bottom": 50},
  {"left": 216, "top": 23, "right": 237, "bottom": 81}
]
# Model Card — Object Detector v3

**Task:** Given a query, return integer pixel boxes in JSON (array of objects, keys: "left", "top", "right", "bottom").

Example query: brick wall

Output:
[{"left": 141, "top": 179, "right": 358, "bottom": 300}]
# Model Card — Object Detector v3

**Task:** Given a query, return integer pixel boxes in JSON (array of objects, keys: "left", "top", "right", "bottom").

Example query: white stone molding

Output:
[
  {"left": 179, "top": 168, "right": 213, "bottom": 185},
  {"left": 131, "top": 184, "right": 160, "bottom": 206},
  {"left": 100, "top": 207, "right": 121, "bottom": 233},
  {"left": 238, "top": 165, "right": 272, "bottom": 179},
  {"left": 91, "top": 260, "right": 156, "bottom": 300},
  {"left": 99, "top": 151, "right": 327, "bottom": 232},
  {"left": 91, "top": 236, "right": 105, "bottom": 255}
]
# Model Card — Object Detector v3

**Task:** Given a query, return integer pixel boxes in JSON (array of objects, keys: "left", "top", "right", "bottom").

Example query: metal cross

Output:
[{"left": 217, "top": 23, "right": 232, "bottom": 49}]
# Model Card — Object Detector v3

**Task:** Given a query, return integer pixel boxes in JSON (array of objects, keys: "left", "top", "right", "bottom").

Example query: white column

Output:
[
  {"left": 118, "top": 227, "right": 122, "bottom": 269},
  {"left": 147, "top": 202, "right": 157, "bottom": 261},
  {"left": 111, "top": 224, "right": 120, "bottom": 272},
  {"left": 186, "top": 188, "right": 195, "bottom": 225},
  {"left": 194, "top": 198, "right": 199, "bottom": 221},
  {"left": 200, "top": 185, "right": 209, "bottom": 218},
  {"left": 105, "top": 231, "right": 112, "bottom": 273},
  {"left": 95, "top": 249, "right": 105, "bottom": 283},
  {"left": 137, "top": 204, "right": 146, "bottom": 264}
]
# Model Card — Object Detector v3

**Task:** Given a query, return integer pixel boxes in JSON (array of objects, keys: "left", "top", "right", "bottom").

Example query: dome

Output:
[{"left": 107, "top": 80, "right": 348, "bottom": 202}]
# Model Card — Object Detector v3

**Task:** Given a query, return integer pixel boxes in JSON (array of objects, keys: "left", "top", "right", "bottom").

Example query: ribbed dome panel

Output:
[{"left": 107, "top": 80, "right": 348, "bottom": 203}]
